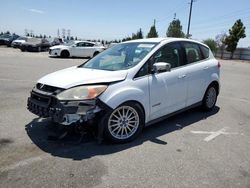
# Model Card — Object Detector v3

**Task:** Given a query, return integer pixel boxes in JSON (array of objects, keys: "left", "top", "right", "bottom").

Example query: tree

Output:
[
  {"left": 75, "top": 36, "right": 78, "bottom": 40},
  {"left": 132, "top": 28, "right": 143, "bottom": 40},
  {"left": 215, "top": 32, "right": 227, "bottom": 59},
  {"left": 147, "top": 22, "right": 158, "bottom": 38},
  {"left": 166, "top": 18, "right": 185, "bottom": 38},
  {"left": 70, "top": 36, "right": 74, "bottom": 40},
  {"left": 0, "top": 31, "right": 3, "bottom": 35},
  {"left": 224, "top": 19, "right": 246, "bottom": 59},
  {"left": 122, "top": 37, "right": 132, "bottom": 42},
  {"left": 203, "top": 38, "right": 218, "bottom": 54}
]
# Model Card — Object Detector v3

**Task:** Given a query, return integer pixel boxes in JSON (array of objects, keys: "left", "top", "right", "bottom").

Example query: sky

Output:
[{"left": 0, "top": 0, "right": 249, "bottom": 47}]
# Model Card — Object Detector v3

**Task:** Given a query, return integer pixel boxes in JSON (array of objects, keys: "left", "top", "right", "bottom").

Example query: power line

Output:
[
  {"left": 190, "top": 16, "right": 250, "bottom": 29},
  {"left": 193, "top": 7, "right": 250, "bottom": 25}
]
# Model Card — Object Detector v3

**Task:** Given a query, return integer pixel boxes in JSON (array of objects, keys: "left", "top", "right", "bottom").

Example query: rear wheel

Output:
[
  {"left": 103, "top": 102, "right": 144, "bottom": 143},
  {"left": 60, "top": 50, "right": 70, "bottom": 58},
  {"left": 93, "top": 51, "right": 99, "bottom": 57},
  {"left": 202, "top": 85, "right": 218, "bottom": 111}
]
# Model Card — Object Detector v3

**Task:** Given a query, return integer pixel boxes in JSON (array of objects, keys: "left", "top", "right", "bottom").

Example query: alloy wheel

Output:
[{"left": 108, "top": 106, "right": 139, "bottom": 140}]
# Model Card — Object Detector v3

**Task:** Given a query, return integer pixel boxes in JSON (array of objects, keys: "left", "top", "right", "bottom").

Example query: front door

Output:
[{"left": 148, "top": 42, "right": 188, "bottom": 120}]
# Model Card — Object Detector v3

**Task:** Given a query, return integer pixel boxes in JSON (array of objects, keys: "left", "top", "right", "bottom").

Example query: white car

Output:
[
  {"left": 28, "top": 38, "right": 220, "bottom": 143},
  {"left": 11, "top": 36, "right": 30, "bottom": 48},
  {"left": 49, "top": 40, "right": 105, "bottom": 58}
]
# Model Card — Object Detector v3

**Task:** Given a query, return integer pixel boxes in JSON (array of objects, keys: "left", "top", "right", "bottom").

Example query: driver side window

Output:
[{"left": 152, "top": 43, "right": 181, "bottom": 69}]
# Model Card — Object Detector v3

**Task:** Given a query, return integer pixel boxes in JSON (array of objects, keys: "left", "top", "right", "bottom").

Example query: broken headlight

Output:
[{"left": 56, "top": 85, "right": 107, "bottom": 100}]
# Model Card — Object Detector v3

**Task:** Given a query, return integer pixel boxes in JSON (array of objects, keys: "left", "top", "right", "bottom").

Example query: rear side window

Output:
[
  {"left": 85, "top": 42, "right": 95, "bottom": 47},
  {"left": 183, "top": 42, "right": 203, "bottom": 64},
  {"left": 200, "top": 45, "right": 210, "bottom": 59}
]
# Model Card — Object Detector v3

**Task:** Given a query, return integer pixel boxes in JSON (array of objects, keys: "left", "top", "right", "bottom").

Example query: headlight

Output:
[
  {"left": 52, "top": 48, "right": 61, "bottom": 51},
  {"left": 56, "top": 85, "right": 107, "bottom": 100}
]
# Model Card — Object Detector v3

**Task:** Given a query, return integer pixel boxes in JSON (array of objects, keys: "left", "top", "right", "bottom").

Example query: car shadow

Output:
[{"left": 25, "top": 106, "right": 220, "bottom": 160}]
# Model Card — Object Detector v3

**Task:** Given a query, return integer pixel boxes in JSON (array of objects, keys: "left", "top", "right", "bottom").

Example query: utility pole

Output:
[
  {"left": 187, "top": 0, "right": 194, "bottom": 38},
  {"left": 57, "top": 28, "right": 60, "bottom": 38}
]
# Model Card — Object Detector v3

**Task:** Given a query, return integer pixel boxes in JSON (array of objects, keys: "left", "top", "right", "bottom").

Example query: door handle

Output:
[
  {"left": 178, "top": 75, "right": 186, "bottom": 79},
  {"left": 203, "top": 66, "right": 209, "bottom": 70}
]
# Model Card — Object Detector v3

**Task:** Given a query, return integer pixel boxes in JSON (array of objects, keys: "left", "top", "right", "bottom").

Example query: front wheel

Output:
[
  {"left": 103, "top": 102, "right": 144, "bottom": 143},
  {"left": 60, "top": 50, "right": 70, "bottom": 58},
  {"left": 93, "top": 51, "right": 99, "bottom": 57},
  {"left": 202, "top": 85, "right": 218, "bottom": 111}
]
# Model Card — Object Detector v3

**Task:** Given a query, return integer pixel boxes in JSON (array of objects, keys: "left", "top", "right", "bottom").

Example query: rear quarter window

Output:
[
  {"left": 182, "top": 42, "right": 203, "bottom": 64},
  {"left": 200, "top": 45, "right": 210, "bottom": 59}
]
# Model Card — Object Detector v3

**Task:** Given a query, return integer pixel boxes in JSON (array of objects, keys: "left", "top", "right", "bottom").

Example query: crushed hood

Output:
[{"left": 38, "top": 66, "right": 127, "bottom": 89}]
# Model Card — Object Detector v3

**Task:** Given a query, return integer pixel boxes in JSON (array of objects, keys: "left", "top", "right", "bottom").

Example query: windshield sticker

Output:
[{"left": 137, "top": 44, "right": 155, "bottom": 48}]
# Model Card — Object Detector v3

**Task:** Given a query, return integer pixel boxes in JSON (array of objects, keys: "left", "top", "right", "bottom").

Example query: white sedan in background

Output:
[{"left": 49, "top": 41, "right": 105, "bottom": 58}]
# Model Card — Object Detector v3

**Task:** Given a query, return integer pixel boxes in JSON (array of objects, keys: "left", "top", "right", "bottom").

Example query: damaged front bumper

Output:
[{"left": 27, "top": 87, "right": 106, "bottom": 126}]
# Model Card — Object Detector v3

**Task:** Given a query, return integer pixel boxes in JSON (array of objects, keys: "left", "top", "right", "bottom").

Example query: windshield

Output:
[
  {"left": 26, "top": 38, "right": 41, "bottom": 43},
  {"left": 17, "top": 37, "right": 27, "bottom": 41},
  {"left": 80, "top": 42, "right": 157, "bottom": 71},
  {"left": 65, "top": 41, "right": 75, "bottom": 46}
]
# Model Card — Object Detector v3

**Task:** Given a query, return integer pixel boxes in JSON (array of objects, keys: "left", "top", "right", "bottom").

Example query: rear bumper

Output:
[{"left": 27, "top": 90, "right": 103, "bottom": 125}]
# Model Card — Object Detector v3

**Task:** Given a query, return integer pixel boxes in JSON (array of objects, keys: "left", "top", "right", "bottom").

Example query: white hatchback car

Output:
[
  {"left": 28, "top": 38, "right": 220, "bottom": 143},
  {"left": 49, "top": 40, "right": 105, "bottom": 58}
]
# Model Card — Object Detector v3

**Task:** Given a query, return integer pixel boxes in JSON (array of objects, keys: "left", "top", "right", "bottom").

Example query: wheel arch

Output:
[
  {"left": 120, "top": 100, "right": 146, "bottom": 123},
  {"left": 99, "top": 87, "right": 149, "bottom": 123},
  {"left": 207, "top": 80, "right": 220, "bottom": 96},
  {"left": 93, "top": 51, "right": 100, "bottom": 57},
  {"left": 61, "top": 49, "right": 70, "bottom": 56}
]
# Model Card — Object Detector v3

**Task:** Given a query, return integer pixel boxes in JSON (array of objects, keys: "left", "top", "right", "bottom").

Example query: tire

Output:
[
  {"left": 93, "top": 51, "right": 99, "bottom": 57},
  {"left": 103, "top": 102, "right": 144, "bottom": 143},
  {"left": 60, "top": 50, "right": 70, "bottom": 58},
  {"left": 202, "top": 85, "right": 218, "bottom": 111}
]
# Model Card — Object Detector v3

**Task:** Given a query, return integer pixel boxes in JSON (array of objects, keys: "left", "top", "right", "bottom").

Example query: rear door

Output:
[
  {"left": 72, "top": 42, "right": 85, "bottom": 57},
  {"left": 181, "top": 42, "right": 210, "bottom": 106},
  {"left": 82, "top": 42, "right": 95, "bottom": 57}
]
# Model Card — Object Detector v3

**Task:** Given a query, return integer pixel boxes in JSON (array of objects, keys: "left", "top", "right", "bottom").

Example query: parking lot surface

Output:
[{"left": 0, "top": 47, "right": 249, "bottom": 188}]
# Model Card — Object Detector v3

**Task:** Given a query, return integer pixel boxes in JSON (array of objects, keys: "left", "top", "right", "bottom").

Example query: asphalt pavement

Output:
[{"left": 0, "top": 47, "right": 249, "bottom": 188}]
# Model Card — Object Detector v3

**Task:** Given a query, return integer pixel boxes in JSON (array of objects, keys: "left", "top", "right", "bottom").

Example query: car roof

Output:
[
  {"left": 75, "top": 40, "right": 95, "bottom": 44},
  {"left": 123, "top": 37, "right": 206, "bottom": 46}
]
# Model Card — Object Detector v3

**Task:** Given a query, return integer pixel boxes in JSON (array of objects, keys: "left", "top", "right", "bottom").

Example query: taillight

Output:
[{"left": 218, "top": 61, "right": 221, "bottom": 68}]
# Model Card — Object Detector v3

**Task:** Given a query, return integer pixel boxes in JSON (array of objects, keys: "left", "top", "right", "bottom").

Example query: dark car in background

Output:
[
  {"left": 11, "top": 36, "right": 29, "bottom": 48},
  {"left": 20, "top": 38, "right": 51, "bottom": 52},
  {"left": 0, "top": 34, "right": 19, "bottom": 46}
]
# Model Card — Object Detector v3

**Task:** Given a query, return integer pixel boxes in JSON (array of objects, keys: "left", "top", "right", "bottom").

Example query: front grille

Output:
[
  {"left": 31, "top": 92, "right": 50, "bottom": 104},
  {"left": 36, "top": 83, "right": 62, "bottom": 93}
]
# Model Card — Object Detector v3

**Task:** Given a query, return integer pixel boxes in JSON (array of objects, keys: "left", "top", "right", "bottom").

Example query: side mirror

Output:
[{"left": 153, "top": 62, "right": 171, "bottom": 73}]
